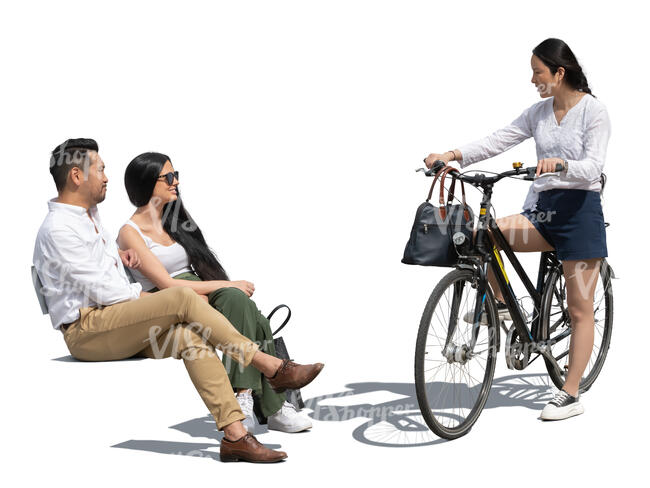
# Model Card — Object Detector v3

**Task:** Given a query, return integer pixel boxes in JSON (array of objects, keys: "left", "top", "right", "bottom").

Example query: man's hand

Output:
[
  {"left": 119, "top": 248, "right": 141, "bottom": 269},
  {"left": 229, "top": 280, "right": 255, "bottom": 297}
]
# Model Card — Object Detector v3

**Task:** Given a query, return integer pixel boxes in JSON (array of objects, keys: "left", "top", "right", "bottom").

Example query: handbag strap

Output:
[
  {"left": 439, "top": 167, "right": 461, "bottom": 205},
  {"left": 445, "top": 174, "right": 470, "bottom": 220},
  {"left": 438, "top": 167, "right": 471, "bottom": 222},
  {"left": 267, "top": 304, "right": 292, "bottom": 336},
  {"left": 426, "top": 166, "right": 456, "bottom": 203}
]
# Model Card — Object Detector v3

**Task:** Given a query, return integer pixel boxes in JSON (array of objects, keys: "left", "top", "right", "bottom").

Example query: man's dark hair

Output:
[{"left": 49, "top": 138, "right": 99, "bottom": 192}]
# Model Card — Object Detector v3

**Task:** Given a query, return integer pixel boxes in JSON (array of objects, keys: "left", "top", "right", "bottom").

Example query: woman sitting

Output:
[{"left": 117, "top": 152, "right": 312, "bottom": 433}]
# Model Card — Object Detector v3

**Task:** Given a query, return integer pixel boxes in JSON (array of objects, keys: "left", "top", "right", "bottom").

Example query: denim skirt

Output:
[{"left": 521, "top": 189, "right": 608, "bottom": 261}]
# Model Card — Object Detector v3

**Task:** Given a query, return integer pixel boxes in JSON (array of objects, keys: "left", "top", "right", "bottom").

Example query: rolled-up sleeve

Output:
[
  {"left": 458, "top": 106, "right": 534, "bottom": 167},
  {"left": 565, "top": 107, "right": 611, "bottom": 183},
  {"left": 43, "top": 229, "right": 142, "bottom": 306}
]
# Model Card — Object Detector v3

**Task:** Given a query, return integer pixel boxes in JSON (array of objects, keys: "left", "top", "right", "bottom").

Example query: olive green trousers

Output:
[{"left": 173, "top": 272, "right": 285, "bottom": 417}]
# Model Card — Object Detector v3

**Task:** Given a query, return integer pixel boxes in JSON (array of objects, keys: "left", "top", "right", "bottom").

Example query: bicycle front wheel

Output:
[{"left": 415, "top": 268, "right": 498, "bottom": 440}]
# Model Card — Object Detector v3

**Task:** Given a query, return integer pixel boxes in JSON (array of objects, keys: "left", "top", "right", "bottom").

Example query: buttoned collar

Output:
[{"left": 48, "top": 198, "right": 99, "bottom": 219}]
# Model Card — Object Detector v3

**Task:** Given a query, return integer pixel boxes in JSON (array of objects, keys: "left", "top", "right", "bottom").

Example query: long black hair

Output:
[
  {"left": 124, "top": 152, "right": 229, "bottom": 281},
  {"left": 533, "top": 38, "right": 595, "bottom": 97}
]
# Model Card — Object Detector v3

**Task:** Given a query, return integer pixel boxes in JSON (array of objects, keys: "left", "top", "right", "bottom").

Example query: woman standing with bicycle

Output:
[{"left": 424, "top": 38, "right": 610, "bottom": 421}]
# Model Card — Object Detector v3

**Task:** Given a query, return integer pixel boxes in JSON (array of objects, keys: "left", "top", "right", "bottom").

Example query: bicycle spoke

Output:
[{"left": 418, "top": 275, "right": 495, "bottom": 432}]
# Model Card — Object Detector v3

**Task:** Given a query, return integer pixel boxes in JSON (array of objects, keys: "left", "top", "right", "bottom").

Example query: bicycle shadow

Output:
[
  {"left": 302, "top": 373, "right": 554, "bottom": 448},
  {"left": 110, "top": 373, "right": 554, "bottom": 457},
  {"left": 111, "top": 415, "right": 281, "bottom": 461}
]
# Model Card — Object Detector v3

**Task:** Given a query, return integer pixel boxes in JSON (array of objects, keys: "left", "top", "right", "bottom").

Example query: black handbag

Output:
[
  {"left": 253, "top": 304, "right": 305, "bottom": 424},
  {"left": 402, "top": 166, "right": 474, "bottom": 267}
]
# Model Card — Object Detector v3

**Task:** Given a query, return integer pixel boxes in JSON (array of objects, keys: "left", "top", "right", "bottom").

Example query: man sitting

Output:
[{"left": 33, "top": 138, "right": 324, "bottom": 463}]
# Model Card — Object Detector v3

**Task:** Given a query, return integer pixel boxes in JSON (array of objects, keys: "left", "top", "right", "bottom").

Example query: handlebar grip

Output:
[
  {"left": 423, "top": 159, "right": 447, "bottom": 177},
  {"left": 432, "top": 160, "right": 446, "bottom": 173}
]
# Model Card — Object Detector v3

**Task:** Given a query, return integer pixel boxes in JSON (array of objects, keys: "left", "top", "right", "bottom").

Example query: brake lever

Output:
[
  {"left": 415, "top": 167, "right": 436, "bottom": 177},
  {"left": 416, "top": 159, "right": 451, "bottom": 177},
  {"left": 523, "top": 167, "right": 536, "bottom": 181},
  {"left": 524, "top": 163, "right": 565, "bottom": 180}
]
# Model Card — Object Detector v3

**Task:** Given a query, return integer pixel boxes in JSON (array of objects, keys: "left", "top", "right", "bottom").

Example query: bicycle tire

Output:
[
  {"left": 415, "top": 268, "right": 498, "bottom": 440},
  {"left": 541, "top": 259, "right": 614, "bottom": 392}
]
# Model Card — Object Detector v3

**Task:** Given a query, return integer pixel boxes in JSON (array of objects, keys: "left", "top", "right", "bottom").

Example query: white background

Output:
[{"left": 1, "top": 0, "right": 647, "bottom": 486}]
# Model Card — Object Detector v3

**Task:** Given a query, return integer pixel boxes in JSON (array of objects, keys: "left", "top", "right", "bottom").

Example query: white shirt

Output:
[
  {"left": 458, "top": 94, "right": 611, "bottom": 210},
  {"left": 33, "top": 200, "right": 142, "bottom": 329},
  {"left": 121, "top": 220, "right": 192, "bottom": 292}
]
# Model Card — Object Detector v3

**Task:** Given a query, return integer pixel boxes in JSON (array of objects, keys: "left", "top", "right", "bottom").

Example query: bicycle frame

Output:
[
  {"left": 484, "top": 222, "right": 561, "bottom": 342},
  {"left": 462, "top": 178, "right": 561, "bottom": 350},
  {"left": 425, "top": 162, "right": 572, "bottom": 377}
]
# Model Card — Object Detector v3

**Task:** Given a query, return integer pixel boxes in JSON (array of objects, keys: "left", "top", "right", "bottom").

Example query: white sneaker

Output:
[
  {"left": 236, "top": 390, "right": 256, "bottom": 431},
  {"left": 540, "top": 389, "right": 584, "bottom": 421},
  {"left": 463, "top": 300, "right": 511, "bottom": 324},
  {"left": 268, "top": 401, "right": 312, "bottom": 433}
]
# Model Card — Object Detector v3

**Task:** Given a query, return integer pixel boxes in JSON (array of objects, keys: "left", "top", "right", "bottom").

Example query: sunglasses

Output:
[{"left": 157, "top": 171, "right": 179, "bottom": 185}]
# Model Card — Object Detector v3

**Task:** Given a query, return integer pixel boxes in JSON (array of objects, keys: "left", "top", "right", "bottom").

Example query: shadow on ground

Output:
[
  {"left": 109, "top": 373, "right": 554, "bottom": 459},
  {"left": 52, "top": 355, "right": 145, "bottom": 362},
  {"left": 112, "top": 417, "right": 281, "bottom": 462},
  {"left": 301, "top": 373, "right": 554, "bottom": 448}
]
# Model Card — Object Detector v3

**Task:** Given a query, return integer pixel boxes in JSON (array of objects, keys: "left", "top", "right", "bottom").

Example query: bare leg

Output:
[
  {"left": 482, "top": 214, "right": 554, "bottom": 302},
  {"left": 222, "top": 420, "right": 249, "bottom": 441},
  {"left": 250, "top": 351, "right": 283, "bottom": 377},
  {"left": 561, "top": 258, "right": 601, "bottom": 397}
]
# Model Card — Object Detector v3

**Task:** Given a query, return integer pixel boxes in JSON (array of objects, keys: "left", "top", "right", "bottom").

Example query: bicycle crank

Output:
[{"left": 505, "top": 325, "right": 530, "bottom": 370}]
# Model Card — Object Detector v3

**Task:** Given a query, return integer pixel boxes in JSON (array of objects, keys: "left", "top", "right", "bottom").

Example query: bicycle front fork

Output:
[{"left": 441, "top": 264, "right": 490, "bottom": 363}]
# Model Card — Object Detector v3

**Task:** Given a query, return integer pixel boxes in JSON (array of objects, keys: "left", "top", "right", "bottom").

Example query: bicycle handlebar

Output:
[{"left": 418, "top": 160, "right": 564, "bottom": 186}]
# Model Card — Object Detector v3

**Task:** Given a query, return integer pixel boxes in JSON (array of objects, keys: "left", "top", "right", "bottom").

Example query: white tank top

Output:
[{"left": 122, "top": 220, "right": 192, "bottom": 291}]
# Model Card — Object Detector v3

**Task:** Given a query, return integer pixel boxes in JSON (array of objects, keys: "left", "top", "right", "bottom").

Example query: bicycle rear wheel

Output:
[
  {"left": 415, "top": 268, "right": 498, "bottom": 440},
  {"left": 541, "top": 259, "right": 614, "bottom": 392}
]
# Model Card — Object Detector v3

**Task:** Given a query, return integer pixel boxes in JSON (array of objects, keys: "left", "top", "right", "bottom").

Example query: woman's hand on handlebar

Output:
[
  {"left": 424, "top": 152, "right": 453, "bottom": 169},
  {"left": 536, "top": 157, "right": 566, "bottom": 176}
]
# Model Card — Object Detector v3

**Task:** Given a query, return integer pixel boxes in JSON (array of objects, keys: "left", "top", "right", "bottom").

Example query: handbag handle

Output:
[
  {"left": 433, "top": 167, "right": 471, "bottom": 221},
  {"left": 267, "top": 304, "right": 292, "bottom": 336},
  {"left": 426, "top": 166, "right": 456, "bottom": 203},
  {"left": 442, "top": 171, "right": 471, "bottom": 221}
]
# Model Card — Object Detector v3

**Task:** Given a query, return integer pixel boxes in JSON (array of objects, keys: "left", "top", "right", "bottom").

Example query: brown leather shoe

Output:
[
  {"left": 266, "top": 359, "right": 324, "bottom": 393},
  {"left": 220, "top": 433, "right": 287, "bottom": 463}
]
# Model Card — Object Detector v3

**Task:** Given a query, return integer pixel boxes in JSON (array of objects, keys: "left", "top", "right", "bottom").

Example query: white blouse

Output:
[
  {"left": 457, "top": 94, "right": 611, "bottom": 210},
  {"left": 122, "top": 220, "right": 192, "bottom": 291}
]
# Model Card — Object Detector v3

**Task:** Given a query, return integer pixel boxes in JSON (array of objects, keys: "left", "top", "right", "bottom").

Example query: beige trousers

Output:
[{"left": 63, "top": 286, "right": 260, "bottom": 429}]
